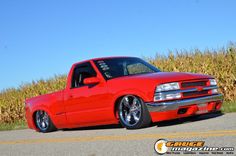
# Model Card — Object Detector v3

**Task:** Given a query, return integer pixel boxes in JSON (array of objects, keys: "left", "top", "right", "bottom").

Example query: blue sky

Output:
[{"left": 0, "top": 0, "right": 235, "bottom": 90}]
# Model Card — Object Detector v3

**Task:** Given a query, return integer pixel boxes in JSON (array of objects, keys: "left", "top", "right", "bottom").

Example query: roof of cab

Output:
[{"left": 72, "top": 56, "right": 138, "bottom": 66}]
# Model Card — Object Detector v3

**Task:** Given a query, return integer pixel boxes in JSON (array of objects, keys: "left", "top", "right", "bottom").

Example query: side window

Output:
[{"left": 71, "top": 62, "right": 97, "bottom": 88}]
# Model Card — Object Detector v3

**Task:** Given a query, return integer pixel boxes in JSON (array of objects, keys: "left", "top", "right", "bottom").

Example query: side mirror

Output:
[{"left": 83, "top": 77, "right": 100, "bottom": 85}]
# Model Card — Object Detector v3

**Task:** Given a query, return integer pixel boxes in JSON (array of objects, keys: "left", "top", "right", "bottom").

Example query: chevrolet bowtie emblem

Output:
[{"left": 196, "top": 86, "right": 203, "bottom": 91}]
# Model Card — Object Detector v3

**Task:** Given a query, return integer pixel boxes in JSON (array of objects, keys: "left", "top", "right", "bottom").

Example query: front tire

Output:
[
  {"left": 35, "top": 110, "right": 57, "bottom": 133},
  {"left": 118, "top": 95, "right": 151, "bottom": 129}
]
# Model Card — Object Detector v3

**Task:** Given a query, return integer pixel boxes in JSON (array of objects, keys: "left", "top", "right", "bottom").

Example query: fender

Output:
[{"left": 112, "top": 89, "right": 149, "bottom": 103}]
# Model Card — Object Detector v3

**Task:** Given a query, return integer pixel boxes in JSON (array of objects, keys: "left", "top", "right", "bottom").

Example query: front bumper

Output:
[{"left": 146, "top": 94, "right": 223, "bottom": 112}]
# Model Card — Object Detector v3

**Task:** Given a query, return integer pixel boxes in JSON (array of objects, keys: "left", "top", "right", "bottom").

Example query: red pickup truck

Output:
[{"left": 25, "top": 56, "right": 223, "bottom": 132}]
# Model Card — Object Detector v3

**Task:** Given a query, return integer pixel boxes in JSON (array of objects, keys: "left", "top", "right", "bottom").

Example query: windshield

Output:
[{"left": 94, "top": 57, "right": 160, "bottom": 80}]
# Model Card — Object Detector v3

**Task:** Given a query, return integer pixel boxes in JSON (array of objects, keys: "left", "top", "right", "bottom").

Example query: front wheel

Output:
[
  {"left": 118, "top": 95, "right": 151, "bottom": 129},
  {"left": 35, "top": 110, "right": 57, "bottom": 133}
]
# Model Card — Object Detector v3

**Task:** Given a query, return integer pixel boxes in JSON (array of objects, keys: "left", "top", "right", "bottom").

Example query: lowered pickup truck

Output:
[{"left": 25, "top": 56, "right": 223, "bottom": 132}]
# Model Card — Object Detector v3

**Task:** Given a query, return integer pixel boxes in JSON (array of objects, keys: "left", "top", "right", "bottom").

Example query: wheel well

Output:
[
  {"left": 113, "top": 94, "right": 143, "bottom": 119},
  {"left": 32, "top": 111, "right": 38, "bottom": 129},
  {"left": 114, "top": 96, "right": 123, "bottom": 119}
]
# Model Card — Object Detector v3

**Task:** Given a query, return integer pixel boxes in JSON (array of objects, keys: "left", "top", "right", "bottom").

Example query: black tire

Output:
[
  {"left": 118, "top": 95, "right": 151, "bottom": 129},
  {"left": 35, "top": 110, "right": 57, "bottom": 133}
]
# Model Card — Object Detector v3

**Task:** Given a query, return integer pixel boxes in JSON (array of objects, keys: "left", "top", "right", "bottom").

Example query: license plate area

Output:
[{"left": 196, "top": 103, "right": 208, "bottom": 114}]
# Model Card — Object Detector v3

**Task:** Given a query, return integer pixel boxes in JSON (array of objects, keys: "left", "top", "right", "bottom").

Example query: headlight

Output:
[
  {"left": 210, "top": 79, "right": 217, "bottom": 86},
  {"left": 154, "top": 92, "right": 181, "bottom": 101},
  {"left": 155, "top": 82, "right": 180, "bottom": 92}
]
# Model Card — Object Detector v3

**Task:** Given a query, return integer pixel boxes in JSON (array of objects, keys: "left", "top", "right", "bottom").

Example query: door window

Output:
[{"left": 71, "top": 62, "right": 97, "bottom": 88}]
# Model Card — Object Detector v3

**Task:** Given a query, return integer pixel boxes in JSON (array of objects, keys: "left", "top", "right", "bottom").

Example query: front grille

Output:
[
  {"left": 181, "top": 81, "right": 207, "bottom": 88},
  {"left": 183, "top": 90, "right": 209, "bottom": 97}
]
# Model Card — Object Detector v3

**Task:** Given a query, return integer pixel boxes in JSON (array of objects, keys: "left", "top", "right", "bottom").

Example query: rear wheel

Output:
[
  {"left": 35, "top": 110, "right": 56, "bottom": 133},
  {"left": 118, "top": 95, "right": 151, "bottom": 129}
]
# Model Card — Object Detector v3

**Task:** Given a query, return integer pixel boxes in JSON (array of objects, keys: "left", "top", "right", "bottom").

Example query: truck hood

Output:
[{"left": 113, "top": 72, "right": 212, "bottom": 84}]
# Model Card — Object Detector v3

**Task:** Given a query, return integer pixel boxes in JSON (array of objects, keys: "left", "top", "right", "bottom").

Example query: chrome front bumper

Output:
[{"left": 146, "top": 94, "right": 223, "bottom": 112}]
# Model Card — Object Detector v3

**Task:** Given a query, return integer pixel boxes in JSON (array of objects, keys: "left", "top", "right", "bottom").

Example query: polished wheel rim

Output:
[
  {"left": 36, "top": 110, "right": 49, "bottom": 131},
  {"left": 119, "top": 95, "right": 142, "bottom": 126}
]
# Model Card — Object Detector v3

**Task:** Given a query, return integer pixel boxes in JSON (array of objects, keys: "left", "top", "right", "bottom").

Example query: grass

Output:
[
  {"left": 0, "top": 120, "right": 27, "bottom": 131},
  {"left": 221, "top": 101, "right": 236, "bottom": 113}
]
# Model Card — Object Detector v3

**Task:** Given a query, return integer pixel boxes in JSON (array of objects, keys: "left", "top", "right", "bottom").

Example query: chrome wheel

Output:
[
  {"left": 119, "top": 95, "right": 142, "bottom": 126},
  {"left": 35, "top": 110, "right": 49, "bottom": 131}
]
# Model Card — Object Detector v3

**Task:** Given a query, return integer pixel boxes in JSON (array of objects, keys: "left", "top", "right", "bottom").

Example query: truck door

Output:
[{"left": 64, "top": 62, "right": 114, "bottom": 126}]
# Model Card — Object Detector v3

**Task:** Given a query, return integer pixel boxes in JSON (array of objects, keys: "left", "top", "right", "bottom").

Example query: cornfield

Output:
[{"left": 0, "top": 45, "right": 236, "bottom": 124}]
